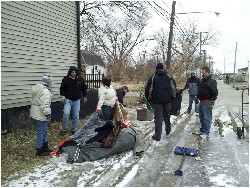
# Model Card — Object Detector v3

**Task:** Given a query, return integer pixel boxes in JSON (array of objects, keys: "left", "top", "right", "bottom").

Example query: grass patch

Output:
[{"left": 1, "top": 119, "right": 88, "bottom": 185}]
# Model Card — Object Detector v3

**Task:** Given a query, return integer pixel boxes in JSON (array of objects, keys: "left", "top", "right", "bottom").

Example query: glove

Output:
[
  {"left": 46, "top": 115, "right": 51, "bottom": 124},
  {"left": 96, "top": 108, "right": 100, "bottom": 113},
  {"left": 195, "top": 96, "right": 199, "bottom": 104},
  {"left": 208, "top": 101, "right": 215, "bottom": 109},
  {"left": 83, "top": 97, "right": 88, "bottom": 103},
  {"left": 61, "top": 96, "right": 66, "bottom": 104}
]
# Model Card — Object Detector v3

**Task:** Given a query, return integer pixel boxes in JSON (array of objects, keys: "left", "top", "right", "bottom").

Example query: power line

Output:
[
  {"left": 152, "top": 1, "right": 186, "bottom": 36},
  {"left": 153, "top": 1, "right": 171, "bottom": 18},
  {"left": 174, "top": 20, "right": 186, "bottom": 35},
  {"left": 237, "top": 49, "right": 249, "bottom": 60},
  {"left": 147, "top": 2, "right": 170, "bottom": 24},
  {"left": 149, "top": 1, "right": 188, "bottom": 37}
]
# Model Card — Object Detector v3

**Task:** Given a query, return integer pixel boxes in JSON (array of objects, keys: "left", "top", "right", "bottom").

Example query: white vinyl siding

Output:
[{"left": 1, "top": 1, "right": 78, "bottom": 109}]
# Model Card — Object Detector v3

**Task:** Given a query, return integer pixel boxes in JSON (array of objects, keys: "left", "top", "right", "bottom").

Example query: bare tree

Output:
[
  {"left": 170, "top": 21, "right": 218, "bottom": 81},
  {"left": 80, "top": 1, "right": 150, "bottom": 81}
]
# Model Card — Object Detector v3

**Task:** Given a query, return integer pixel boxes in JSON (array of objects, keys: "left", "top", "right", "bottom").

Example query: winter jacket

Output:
[
  {"left": 197, "top": 74, "right": 218, "bottom": 101},
  {"left": 145, "top": 69, "right": 177, "bottom": 104},
  {"left": 96, "top": 84, "right": 117, "bottom": 110},
  {"left": 60, "top": 76, "right": 87, "bottom": 101},
  {"left": 30, "top": 83, "right": 52, "bottom": 121},
  {"left": 184, "top": 76, "right": 200, "bottom": 95},
  {"left": 116, "top": 87, "right": 125, "bottom": 105}
]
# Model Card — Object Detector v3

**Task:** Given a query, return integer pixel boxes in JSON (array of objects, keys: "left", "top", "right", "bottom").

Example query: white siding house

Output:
[{"left": 1, "top": 1, "right": 79, "bottom": 109}]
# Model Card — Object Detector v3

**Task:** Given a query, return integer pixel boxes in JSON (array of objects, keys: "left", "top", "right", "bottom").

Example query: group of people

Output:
[
  {"left": 30, "top": 66, "right": 129, "bottom": 157},
  {"left": 183, "top": 67, "right": 218, "bottom": 138},
  {"left": 145, "top": 63, "right": 218, "bottom": 141},
  {"left": 30, "top": 63, "right": 218, "bottom": 157}
]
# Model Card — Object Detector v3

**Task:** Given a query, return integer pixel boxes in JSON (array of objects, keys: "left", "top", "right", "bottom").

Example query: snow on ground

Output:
[
  {"left": 4, "top": 83, "right": 249, "bottom": 187},
  {"left": 4, "top": 107, "right": 179, "bottom": 187}
]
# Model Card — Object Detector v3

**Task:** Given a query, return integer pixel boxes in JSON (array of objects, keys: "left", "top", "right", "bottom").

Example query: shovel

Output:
[
  {"left": 138, "top": 86, "right": 154, "bottom": 113},
  {"left": 174, "top": 153, "right": 185, "bottom": 176}
]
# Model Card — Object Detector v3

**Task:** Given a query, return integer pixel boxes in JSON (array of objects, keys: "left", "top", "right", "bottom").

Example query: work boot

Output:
[
  {"left": 42, "top": 142, "right": 52, "bottom": 152},
  {"left": 59, "top": 130, "right": 67, "bottom": 136},
  {"left": 36, "top": 147, "right": 50, "bottom": 157}
]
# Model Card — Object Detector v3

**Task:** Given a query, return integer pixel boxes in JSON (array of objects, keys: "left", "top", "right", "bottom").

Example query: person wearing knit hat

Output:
[
  {"left": 59, "top": 66, "right": 88, "bottom": 136},
  {"left": 156, "top": 63, "right": 164, "bottom": 70},
  {"left": 145, "top": 62, "right": 177, "bottom": 141},
  {"left": 40, "top": 73, "right": 53, "bottom": 89},
  {"left": 30, "top": 73, "right": 53, "bottom": 156}
]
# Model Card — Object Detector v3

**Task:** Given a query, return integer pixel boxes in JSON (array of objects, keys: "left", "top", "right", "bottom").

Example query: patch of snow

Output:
[
  {"left": 210, "top": 173, "right": 238, "bottom": 187},
  {"left": 116, "top": 164, "right": 139, "bottom": 187}
]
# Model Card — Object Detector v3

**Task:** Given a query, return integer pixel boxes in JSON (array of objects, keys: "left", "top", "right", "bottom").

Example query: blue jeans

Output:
[
  {"left": 199, "top": 102, "right": 212, "bottom": 135},
  {"left": 62, "top": 99, "right": 80, "bottom": 133},
  {"left": 35, "top": 120, "right": 48, "bottom": 148},
  {"left": 188, "top": 95, "right": 198, "bottom": 113}
]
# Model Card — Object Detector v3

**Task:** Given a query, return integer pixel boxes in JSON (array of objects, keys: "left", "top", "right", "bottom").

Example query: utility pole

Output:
[
  {"left": 199, "top": 32, "right": 202, "bottom": 56},
  {"left": 166, "top": 1, "right": 176, "bottom": 70},
  {"left": 224, "top": 56, "right": 226, "bottom": 74},
  {"left": 233, "top": 42, "right": 237, "bottom": 88},
  {"left": 201, "top": 50, "right": 206, "bottom": 65}
]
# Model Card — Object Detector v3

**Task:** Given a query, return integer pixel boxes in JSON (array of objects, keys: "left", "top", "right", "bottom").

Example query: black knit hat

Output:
[
  {"left": 156, "top": 63, "right": 164, "bottom": 70},
  {"left": 68, "top": 66, "right": 78, "bottom": 75}
]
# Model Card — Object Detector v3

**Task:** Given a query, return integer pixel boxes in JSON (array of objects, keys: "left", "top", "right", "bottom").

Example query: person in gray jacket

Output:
[
  {"left": 183, "top": 72, "right": 200, "bottom": 115},
  {"left": 30, "top": 74, "right": 53, "bottom": 157}
]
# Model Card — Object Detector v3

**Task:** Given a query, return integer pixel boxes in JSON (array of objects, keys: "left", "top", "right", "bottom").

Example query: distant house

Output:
[
  {"left": 80, "top": 50, "right": 106, "bottom": 77},
  {"left": 237, "top": 67, "right": 249, "bottom": 82}
]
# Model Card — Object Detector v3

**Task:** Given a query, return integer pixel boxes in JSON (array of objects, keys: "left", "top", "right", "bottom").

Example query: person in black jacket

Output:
[
  {"left": 145, "top": 63, "right": 176, "bottom": 141},
  {"left": 60, "top": 66, "right": 88, "bottom": 136},
  {"left": 116, "top": 86, "right": 129, "bottom": 106},
  {"left": 183, "top": 72, "right": 200, "bottom": 115},
  {"left": 197, "top": 66, "right": 218, "bottom": 138}
]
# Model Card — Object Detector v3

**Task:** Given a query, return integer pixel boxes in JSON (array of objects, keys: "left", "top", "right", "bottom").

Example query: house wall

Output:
[
  {"left": 1, "top": 1, "right": 78, "bottom": 109},
  {"left": 1, "top": 90, "right": 98, "bottom": 132},
  {"left": 1, "top": 2, "right": 99, "bottom": 132}
]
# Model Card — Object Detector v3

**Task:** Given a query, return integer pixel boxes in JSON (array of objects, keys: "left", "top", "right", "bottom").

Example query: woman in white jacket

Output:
[
  {"left": 30, "top": 74, "right": 53, "bottom": 157},
  {"left": 96, "top": 76, "right": 117, "bottom": 121}
]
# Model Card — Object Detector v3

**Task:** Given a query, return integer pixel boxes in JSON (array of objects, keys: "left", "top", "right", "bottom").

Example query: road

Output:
[{"left": 5, "top": 80, "right": 249, "bottom": 187}]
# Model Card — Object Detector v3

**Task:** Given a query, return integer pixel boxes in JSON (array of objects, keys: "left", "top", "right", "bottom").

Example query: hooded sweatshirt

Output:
[
  {"left": 30, "top": 83, "right": 52, "bottom": 121},
  {"left": 145, "top": 69, "right": 176, "bottom": 104},
  {"left": 60, "top": 66, "right": 87, "bottom": 100}
]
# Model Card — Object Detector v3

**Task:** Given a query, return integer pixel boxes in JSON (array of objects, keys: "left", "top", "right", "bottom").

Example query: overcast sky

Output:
[{"left": 145, "top": 0, "right": 250, "bottom": 73}]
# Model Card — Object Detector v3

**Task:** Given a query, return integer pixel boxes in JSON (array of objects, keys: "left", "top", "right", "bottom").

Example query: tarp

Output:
[
  {"left": 69, "top": 112, "right": 107, "bottom": 145},
  {"left": 61, "top": 131, "right": 136, "bottom": 163},
  {"left": 58, "top": 112, "right": 146, "bottom": 163}
]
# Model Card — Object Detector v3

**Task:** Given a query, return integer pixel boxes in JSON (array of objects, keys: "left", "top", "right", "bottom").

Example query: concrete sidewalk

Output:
[{"left": 4, "top": 80, "right": 249, "bottom": 187}]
